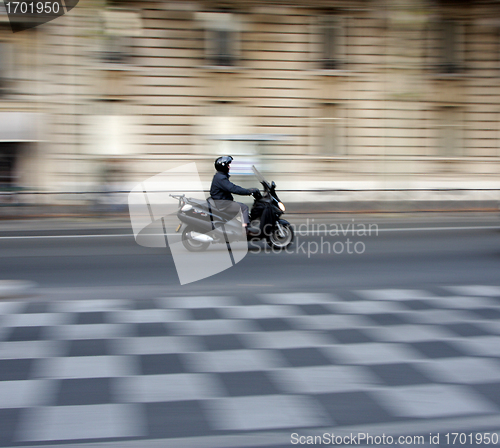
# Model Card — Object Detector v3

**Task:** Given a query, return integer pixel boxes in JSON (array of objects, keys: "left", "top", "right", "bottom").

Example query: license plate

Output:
[{"left": 175, "top": 224, "right": 181, "bottom": 232}]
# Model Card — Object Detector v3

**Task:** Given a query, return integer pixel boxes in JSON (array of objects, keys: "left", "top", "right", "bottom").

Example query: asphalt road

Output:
[
  {"left": 0, "top": 214, "right": 499, "bottom": 296},
  {"left": 2, "top": 213, "right": 500, "bottom": 447}
]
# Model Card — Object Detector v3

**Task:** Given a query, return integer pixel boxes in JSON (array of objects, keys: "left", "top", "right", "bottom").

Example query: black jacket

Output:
[{"left": 210, "top": 171, "right": 252, "bottom": 201}]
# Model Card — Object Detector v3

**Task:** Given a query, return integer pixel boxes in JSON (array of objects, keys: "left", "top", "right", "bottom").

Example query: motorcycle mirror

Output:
[{"left": 271, "top": 181, "right": 276, "bottom": 189}]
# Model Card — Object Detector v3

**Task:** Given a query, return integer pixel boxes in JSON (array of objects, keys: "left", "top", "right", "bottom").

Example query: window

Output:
[
  {"left": 435, "top": 18, "right": 464, "bottom": 74},
  {"left": 100, "top": 35, "right": 131, "bottom": 64},
  {"left": 0, "top": 41, "right": 12, "bottom": 96},
  {"left": 0, "top": 42, "right": 6, "bottom": 94},
  {"left": 441, "top": 19, "right": 458, "bottom": 73},
  {"left": 0, "top": 143, "right": 16, "bottom": 187},
  {"left": 196, "top": 12, "right": 241, "bottom": 67},
  {"left": 497, "top": 26, "right": 500, "bottom": 75},
  {"left": 0, "top": 1, "right": 7, "bottom": 21},
  {"left": 322, "top": 16, "right": 341, "bottom": 69},
  {"left": 211, "top": 29, "right": 234, "bottom": 66},
  {"left": 99, "top": 9, "right": 142, "bottom": 64},
  {"left": 313, "top": 14, "right": 346, "bottom": 70}
]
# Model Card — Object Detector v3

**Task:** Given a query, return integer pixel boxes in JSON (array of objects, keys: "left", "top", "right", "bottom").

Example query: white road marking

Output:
[
  {"left": 304, "top": 226, "right": 500, "bottom": 234},
  {"left": 0, "top": 225, "right": 499, "bottom": 240}
]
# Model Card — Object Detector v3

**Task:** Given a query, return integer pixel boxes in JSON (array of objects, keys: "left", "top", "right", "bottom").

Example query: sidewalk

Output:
[{"left": 0, "top": 197, "right": 499, "bottom": 222}]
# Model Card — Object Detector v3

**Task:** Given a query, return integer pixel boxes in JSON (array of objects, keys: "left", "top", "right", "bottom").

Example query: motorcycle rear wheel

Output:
[
  {"left": 267, "top": 222, "right": 294, "bottom": 249},
  {"left": 182, "top": 226, "right": 210, "bottom": 252}
]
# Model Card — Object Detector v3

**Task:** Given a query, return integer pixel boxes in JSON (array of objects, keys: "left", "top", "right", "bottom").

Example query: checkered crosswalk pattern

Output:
[{"left": 1, "top": 286, "right": 500, "bottom": 446}]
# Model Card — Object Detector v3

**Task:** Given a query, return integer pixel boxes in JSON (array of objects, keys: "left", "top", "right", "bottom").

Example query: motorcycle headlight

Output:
[{"left": 278, "top": 202, "right": 286, "bottom": 212}]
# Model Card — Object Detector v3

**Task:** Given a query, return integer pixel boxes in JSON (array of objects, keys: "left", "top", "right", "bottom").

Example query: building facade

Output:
[{"left": 1, "top": 0, "right": 500, "bottom": 199}]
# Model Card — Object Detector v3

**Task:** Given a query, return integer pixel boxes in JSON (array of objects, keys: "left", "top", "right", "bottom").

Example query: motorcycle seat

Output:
[
  {"left": 185, "top": 197, "right": 211, "bottom": 212},
  {"left": 207, "top": 197, "right": 242, "bottom": 221}
]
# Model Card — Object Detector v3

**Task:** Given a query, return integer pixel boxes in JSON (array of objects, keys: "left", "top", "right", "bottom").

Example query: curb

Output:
[
  {"left": 0, "top": 280, "right": 38, "bottom": 299},
  {"left": 1, "top": 199, "right": 499, "bottom": 219}
]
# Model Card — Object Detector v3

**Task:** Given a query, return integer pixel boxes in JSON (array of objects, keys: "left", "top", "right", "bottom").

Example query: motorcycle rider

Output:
[{"left": 210, "top": 156, "right": 259, "bottom": 236}]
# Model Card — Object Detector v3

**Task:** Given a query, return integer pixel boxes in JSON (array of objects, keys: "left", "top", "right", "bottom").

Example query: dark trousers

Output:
[
  {"left": 211, "top": 200, "right": 250, "bottom": 225},
  {"left": 236, "top": 202, "right": 250, "bottom": 225}
]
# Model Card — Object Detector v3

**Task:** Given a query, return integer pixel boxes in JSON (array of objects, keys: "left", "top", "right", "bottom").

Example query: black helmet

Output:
[{"left": 214, "top": 155, "right": 233, "bottom": 173}]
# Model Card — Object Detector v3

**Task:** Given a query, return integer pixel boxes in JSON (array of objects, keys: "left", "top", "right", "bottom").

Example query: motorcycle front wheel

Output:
[
  {"left": 267, "top": 222, "right": 294, "bottom": 249},
  {"left": 182, "top": 226, "right": 210, "bottom": 252}
]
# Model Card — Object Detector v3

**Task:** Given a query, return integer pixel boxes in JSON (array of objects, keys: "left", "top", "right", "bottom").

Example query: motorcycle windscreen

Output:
[{"left": 252, "top": 165, "right": 271, "bottom": 189}]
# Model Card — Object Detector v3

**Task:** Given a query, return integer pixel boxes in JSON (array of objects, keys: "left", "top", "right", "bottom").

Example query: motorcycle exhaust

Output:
[{"left": 191, "top": 232, "right": 214, "bottom": 243}]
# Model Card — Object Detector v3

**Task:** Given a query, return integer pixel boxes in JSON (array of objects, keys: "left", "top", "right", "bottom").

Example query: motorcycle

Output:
[{"left": 171, "top": 166, "right": 294, "bottom": 252}]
